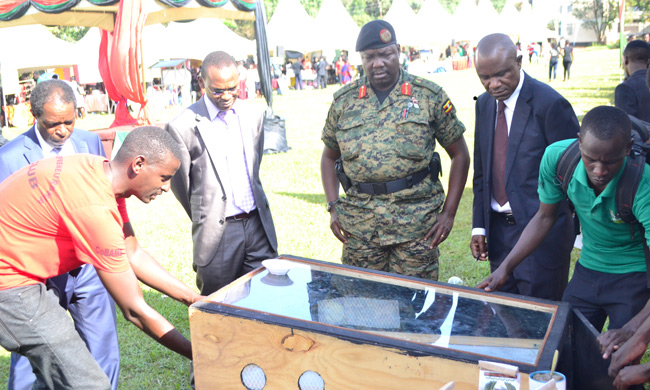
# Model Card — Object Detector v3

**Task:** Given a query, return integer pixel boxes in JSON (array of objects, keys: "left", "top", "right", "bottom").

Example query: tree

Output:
[
  {"left": 47, "top": 26, "right": 89, "bottom": 42},
  {"left": 572, "top": 0, "right": 618, "bottom": 44},
  {"left": 628, "top": 0, "right": 650, "bottom": 23},
  {"left": 439, "top": 0, "right": 460, "bottom": 13}
]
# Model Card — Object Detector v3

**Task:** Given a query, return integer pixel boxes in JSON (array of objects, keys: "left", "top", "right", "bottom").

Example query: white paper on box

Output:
[{"left": 477, "top": 360, "right": 520, "bottom": 390}]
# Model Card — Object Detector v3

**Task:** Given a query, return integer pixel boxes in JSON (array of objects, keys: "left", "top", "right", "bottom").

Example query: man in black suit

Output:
[
  {"left": 615, "top": 39, "right": 650, "bottom": 122},
  {"left": 470, "top": 33, "right": 579, "bottom": 301}
]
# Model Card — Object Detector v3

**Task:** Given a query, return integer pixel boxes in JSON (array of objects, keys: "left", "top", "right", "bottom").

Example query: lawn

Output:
[{"left": 0, "top": 47, "right": 624, "bottom": 388}]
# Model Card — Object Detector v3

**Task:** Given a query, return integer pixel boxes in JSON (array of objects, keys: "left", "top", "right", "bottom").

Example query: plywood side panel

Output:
[{"left": 190, "top": 308, "right": 531, "bottom": 390}]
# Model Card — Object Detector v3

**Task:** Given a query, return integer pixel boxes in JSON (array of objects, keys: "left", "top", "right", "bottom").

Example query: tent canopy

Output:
[
  {"left": 416, "top": 0, "right": 452, "bottom": 50},
  {"left": 160, "top": 19, "right": 256, "bottom": 61},
  {"left": 313, "top": 0, "right": 360, "bottom": 54},
  {"left": 0, "top": 0, "right": 254, "bottom": 31},
  {"left": 384, "top": 0, "right": 420, "bottom": 47},
  {"left": 151, "top": 59, "right": 186, "bottom": 69},
  {"left": 266, "top": 0, "right": 317, "bottom": 52}
]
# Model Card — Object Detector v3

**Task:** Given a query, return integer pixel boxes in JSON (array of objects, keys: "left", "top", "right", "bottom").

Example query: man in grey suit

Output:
[
  {"left": 166, "top": 51, "right": 278, "bottom": 296},
  {"left": 317, "top": 56, "right": 328, "bottom": 89},
  {"left": 471, "top": 34, "right": 578, "bottom": 301}
]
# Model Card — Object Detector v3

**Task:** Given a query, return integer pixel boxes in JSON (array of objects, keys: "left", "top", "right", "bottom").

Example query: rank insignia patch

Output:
[
  {"left": 358, "top": 85, "right": 367, "bottom": 99},
  {"left": 401, "top": 82, "right": 411, "bottom": 96}
]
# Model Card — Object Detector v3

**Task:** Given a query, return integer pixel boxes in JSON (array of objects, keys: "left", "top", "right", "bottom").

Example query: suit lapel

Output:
[
  {"left": 484, "top": 98, "right": 497, "bottom": 184},
  {"left": 194, "top": 98, "right": 228, "bottom": 178},
  {"left": 70, "top": 131, "right": 90, "bottom": 154},
  {"left": 23, "top": 127, "right": 44, "bottom": 164},
  {"left": 505, "top": 75, "right": 533, "bottom": 182}
]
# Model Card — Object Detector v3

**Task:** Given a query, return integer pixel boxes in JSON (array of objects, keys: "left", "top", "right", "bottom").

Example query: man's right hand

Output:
[
  {"left": 476, "top": 266, "right": 509, "bottom": 292},
  {"left": 329, "top": 210, "right": 350, "bottom": 244},
  {"left": 599, "top": 328, "right": 635, "bottom": 359},
  {"left": 470, "top": 234, "right": 488, "bottom": 261}
]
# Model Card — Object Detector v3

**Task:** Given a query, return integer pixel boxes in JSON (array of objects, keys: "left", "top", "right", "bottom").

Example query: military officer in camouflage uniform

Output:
[{"left": 320, "top": 20, "right": 470, "bottom": 280}]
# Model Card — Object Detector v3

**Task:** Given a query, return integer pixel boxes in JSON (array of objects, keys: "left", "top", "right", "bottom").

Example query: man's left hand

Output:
[
  {"left": 609, "top": 336, "right": 648, "bottom": 378},
  {"left": 613, "top": 363, "right": 650, "bottom": 390},
  {"left": 425, "top": 211, "right": 453, "bottom": 249}
]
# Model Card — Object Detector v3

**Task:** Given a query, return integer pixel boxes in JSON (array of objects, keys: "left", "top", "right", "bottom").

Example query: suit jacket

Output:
[
  {"left": 615, "top": 69, "right": 650, "bottom": 123},
  {"left": 317, "top": 60, "right": 328, "bottom": 76},
  {"left": 473, "top": 72, "right": 578, "bottom": 253},
  {"left": 165, "top": 97, "right": 277, "bottom": 267},
  {"left": 0, "top": 126, "right": 105, "bottom": 182}
]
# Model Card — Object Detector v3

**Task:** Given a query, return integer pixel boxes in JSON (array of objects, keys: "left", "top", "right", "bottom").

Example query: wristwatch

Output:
[{"left": 326, "top": 199, "right": 339, "bottom": 212}]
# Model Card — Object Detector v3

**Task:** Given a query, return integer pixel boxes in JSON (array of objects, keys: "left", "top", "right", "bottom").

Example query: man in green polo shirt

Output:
[{"left": 478, "top": 105, "right": 650, "bottom": 342}]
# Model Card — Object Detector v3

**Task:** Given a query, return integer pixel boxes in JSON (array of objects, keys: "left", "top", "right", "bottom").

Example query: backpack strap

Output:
[
  {"left": 616, "top": 153, "right": 645, "bottom": 225},
  {"left": 555, "top": 139, "right": 581, "bottom": 194},
  {"left": 555, "top": 139, "right": 582, "bottom": 236},
  {"left": 615, "top": 152, "right": 650, "bottom": 287}
]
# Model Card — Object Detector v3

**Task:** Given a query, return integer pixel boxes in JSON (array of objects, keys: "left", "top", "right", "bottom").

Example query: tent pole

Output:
[
  {"left": 140, "top": 35, "right": 146, "bottom": 97},
  {"left": 0, "top": 62, "right": 7, "bottom": 129}
]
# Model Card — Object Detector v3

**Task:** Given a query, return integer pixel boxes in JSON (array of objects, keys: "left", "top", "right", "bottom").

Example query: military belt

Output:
[{"left": 353, "top": 167, "right": 429, "bottom": 195}]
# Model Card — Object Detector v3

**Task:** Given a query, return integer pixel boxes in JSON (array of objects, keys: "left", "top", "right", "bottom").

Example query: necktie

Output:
[
  {"left": 492, "top": 100, "right": 508, "bottom": 206},
  {"left": 219, "top": 111, "right": 255, "bottom": 212},
  {"left": 52, "top": 147, "right": 62, "bottom": 156}
]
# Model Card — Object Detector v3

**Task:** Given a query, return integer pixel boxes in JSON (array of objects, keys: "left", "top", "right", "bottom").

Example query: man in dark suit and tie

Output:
[
  {"left": 615, "top": 39, "right": 650, "bottom": 122},
  {"left": 166, "top": 51, "right": 278, "bottom": 296},
  {"left": 470, "top": 33, "right": 579, "bottom": 301},
  {"left": 0, "top": 79, "right": 120, "bottom": 390}
]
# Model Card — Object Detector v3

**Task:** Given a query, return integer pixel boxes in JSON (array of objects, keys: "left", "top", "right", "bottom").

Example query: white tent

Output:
[
  {"left": 498, "top": 0, "right": 522, "bottom": 39},
  {"left": 416, "top": 0, "right": 452, "bottom": 50},
  {"left": 313, "top": 0, "right": 360, "bottom": 55},
  {"left": 74, "top": 28, "right": 103, "bottom": 84},
  {"left": 474, "top": 0, "right": 500, "bottom": 42},
  {"left": 452, "top": 0, "right": 481, "bottom": 43},
  {"left": 519, "top": 1, "right": 556, "bottom": 44},
  {"left": 0, "top": 25, "right": 78, "bottom": 94},
  {"left": 159, "top": 19, "right": 256, "bottom": 62},
  {"left": 267, "top": 0, "right": 317, "bottom": 53},
  {"left": 384, "top": 0, "right": 420, "bottom": 47}
]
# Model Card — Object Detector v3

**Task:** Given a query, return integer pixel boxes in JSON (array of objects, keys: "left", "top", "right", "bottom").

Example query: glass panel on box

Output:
[{"left": 210, "top": 259, "right": 555, "bottom": 365}]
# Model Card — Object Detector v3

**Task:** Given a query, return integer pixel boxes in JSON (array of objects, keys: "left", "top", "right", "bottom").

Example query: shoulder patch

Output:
[
  {"left": 333, "top": 81, "right": 358, "bottom": 100},
  {"left": 412, "top": 77, "right": 442, "bottom": 94}
]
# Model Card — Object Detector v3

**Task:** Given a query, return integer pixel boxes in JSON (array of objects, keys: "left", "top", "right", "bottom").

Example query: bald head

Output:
[
  {"left": 476, "top": 33, "right": 517, "bottom": 60},
  {"left": 475, "top": 33, "right": 522, "bottom": 101}
]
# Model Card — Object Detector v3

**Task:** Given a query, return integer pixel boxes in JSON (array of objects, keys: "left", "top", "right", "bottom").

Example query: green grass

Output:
[{"left": 0, "top": 47, "right": 625, "bottom": 388}]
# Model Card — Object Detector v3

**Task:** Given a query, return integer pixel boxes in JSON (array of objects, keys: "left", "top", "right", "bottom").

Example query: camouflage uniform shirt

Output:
[{"left": 322, "top": 70, "right": 465, "bottom": 246}]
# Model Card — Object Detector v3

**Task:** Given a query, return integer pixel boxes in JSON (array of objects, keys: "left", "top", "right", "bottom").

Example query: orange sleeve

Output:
[{"left": 66, "top": 205, "right": 130, "bottom": 273}]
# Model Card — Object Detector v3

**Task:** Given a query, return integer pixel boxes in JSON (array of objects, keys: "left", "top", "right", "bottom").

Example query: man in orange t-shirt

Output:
[{"left": 0, "top": 126, "right": 198, "bottom": 389}]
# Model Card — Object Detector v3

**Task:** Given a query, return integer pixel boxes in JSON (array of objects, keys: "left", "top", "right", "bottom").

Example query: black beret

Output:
[{"left": 356, "top": 20, "right": 397, "bottom": 52}]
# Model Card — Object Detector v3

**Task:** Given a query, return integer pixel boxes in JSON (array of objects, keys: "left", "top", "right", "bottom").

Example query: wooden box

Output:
[{"left": 189, "top": 255, "right": 601, "bottom": 390}]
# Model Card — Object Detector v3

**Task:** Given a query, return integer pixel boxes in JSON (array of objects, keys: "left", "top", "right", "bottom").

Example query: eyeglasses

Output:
[{"left": 207, "top": 85, "right": 238, "bottom": 97}]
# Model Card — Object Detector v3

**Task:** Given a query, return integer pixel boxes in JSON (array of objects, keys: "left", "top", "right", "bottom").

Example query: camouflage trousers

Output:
[{"left": 342, "top": 231, "right": 439, "bottom": 281}]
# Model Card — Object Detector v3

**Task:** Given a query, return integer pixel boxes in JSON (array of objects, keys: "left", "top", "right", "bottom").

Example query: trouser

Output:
[
  {"left": 294, "top": 74, "right": 303, "bottom": 90},
  {"left": 8, "top": 265, "right": 120, "bottom": 390},
  {"left": 0, "top": 284, "right": 111, "bottom": 390},
  {"left": 549, "top": 60, "right": 558, "bottom": 80},
  {"left": 318, "top": 74, "right": 327, "bottom": 89},
  {"left": 563, "top": 262, "right": 650, "bottom": 332},
  {"left": 194, "top": 211, "right": 277, "bottom": 295},
  {"left": 488, "top": 210, "right": 573, "bottom": 301},
  {"left": 342, "top": 231, "right": 440, "bottom": 281},
  {"left": 563, "top": 61, "right": 572, "bottom": 80}
]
